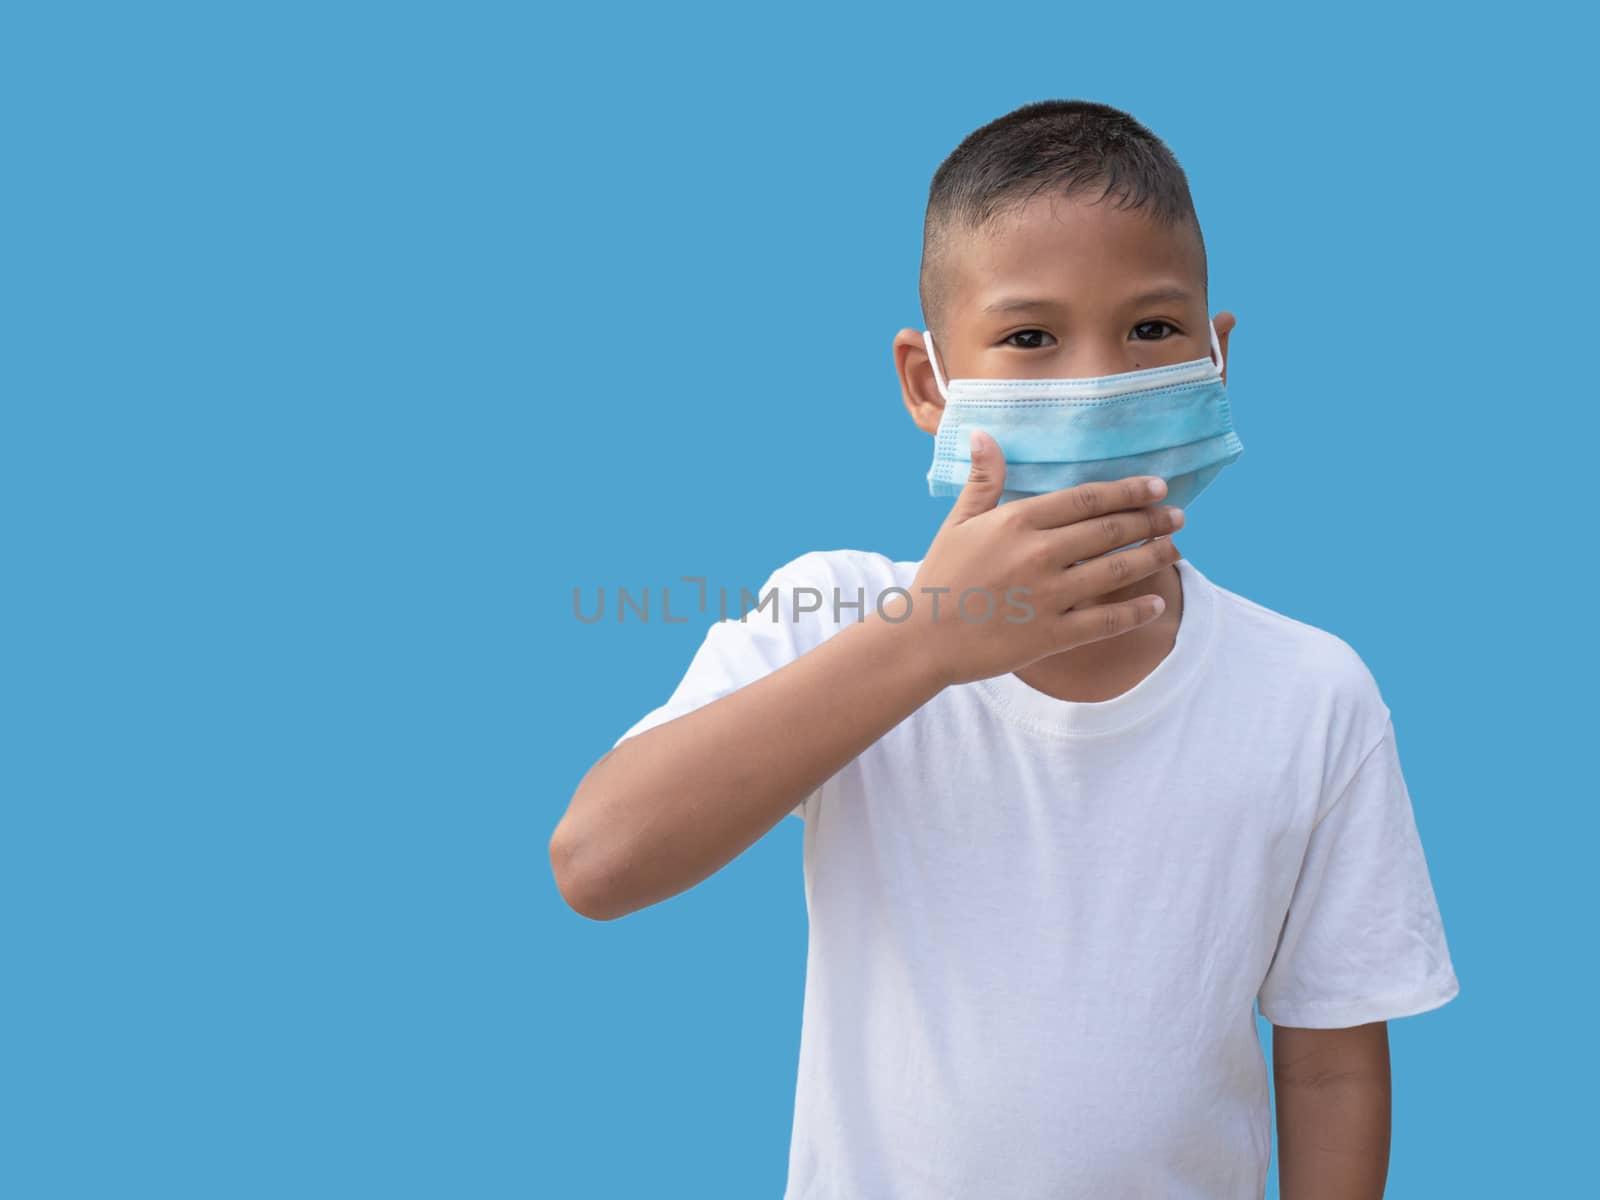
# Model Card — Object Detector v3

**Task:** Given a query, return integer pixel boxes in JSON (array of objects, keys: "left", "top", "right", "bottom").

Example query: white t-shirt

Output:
[{"left": 615, "top": 549, "right": 1459, "bottom": 1200}]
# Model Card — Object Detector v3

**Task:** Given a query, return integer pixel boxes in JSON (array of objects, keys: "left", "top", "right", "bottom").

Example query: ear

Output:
[
  {"left": 1211, "top": 310, "right": 1236, "bottom": 387},
  {"left": 893, "top": 327, "right": 946, "bottom": 436}
]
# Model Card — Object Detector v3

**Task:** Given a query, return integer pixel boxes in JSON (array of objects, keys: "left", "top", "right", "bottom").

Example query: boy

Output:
[{"left": 551, "top": 100, "right": 1459, "bottom": 1199}]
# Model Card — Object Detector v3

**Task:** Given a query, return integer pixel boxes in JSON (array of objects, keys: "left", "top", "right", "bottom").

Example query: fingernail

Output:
[
  {"left": 969, "top": 430, "right": 985, "bottom": 457},
  {"left": 1148, "top": 595, "right": 1166, "bottom": 616},
  {"left": 1146, "top": 478, "right": 1165, "bottom": 497}
]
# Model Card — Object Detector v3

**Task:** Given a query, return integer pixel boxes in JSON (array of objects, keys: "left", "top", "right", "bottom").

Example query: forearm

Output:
[
  {"left": 1273, "top": 1023, "right": 1392, "bottom": 1200},
  {"left": 552, "top": 613, "right": 943, "bottom": 919}
]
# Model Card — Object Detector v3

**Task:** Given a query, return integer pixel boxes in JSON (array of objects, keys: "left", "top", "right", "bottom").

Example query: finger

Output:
[
  {"left": 1048, "top": 503, "right": 1185, "bottom": 566},
  {"left": 1059, "top": 535, "right": 1183, "bottom": 608},
  {"left": 1052, "top": 592, "right": 1168, "bottom": 649},
  {"left": 941, "top": 429, "right": 1008, "bottom": 529},
  {"left": 1011, "top": 475, "right": 1167, "bottom": 531}
]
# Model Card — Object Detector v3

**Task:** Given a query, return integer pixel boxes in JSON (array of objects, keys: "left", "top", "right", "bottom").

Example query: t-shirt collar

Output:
[{"left": 970, "top": 556, "right": 1217, "bottom": 738}]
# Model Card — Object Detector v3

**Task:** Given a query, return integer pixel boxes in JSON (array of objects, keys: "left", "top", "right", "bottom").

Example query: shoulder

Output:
[
  {"left": 729, "top": 548, "right": 920, "bottom": 652},
  {"left": 1209, "top": 574, "right": 1385, "bottom": 710},
  {"left": 760, "top": 547, "right": 921, "bottom": 603},
  {"left": 1200, "top": 569, "right": 1392, "bottom": 788}
]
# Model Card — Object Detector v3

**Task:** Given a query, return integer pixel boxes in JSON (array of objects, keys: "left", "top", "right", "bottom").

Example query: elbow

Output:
[{"left": 549, "top": 814, "right": 631, "bottom": 922}]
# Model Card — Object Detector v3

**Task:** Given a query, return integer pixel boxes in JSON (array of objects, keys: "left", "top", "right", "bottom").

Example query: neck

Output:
[{"left": 1013, "top": 562, "right": 1184, "bottom": 703}]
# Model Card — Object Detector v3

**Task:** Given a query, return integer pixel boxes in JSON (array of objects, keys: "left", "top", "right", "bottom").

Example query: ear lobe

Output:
[
  {"left": 1211, "top": 310, "right": 1236, "bottom": 387},
  {"left": 905, "top": 381, "right": 946, "bottom": 436},
  {"left": 893, "top": 329, "right": 947, "bottom": 436}
]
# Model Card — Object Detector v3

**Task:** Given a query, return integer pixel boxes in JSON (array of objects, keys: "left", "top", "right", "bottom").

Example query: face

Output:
[{"left": 897, "top": 191, "right": 1234, "bottom": 436}]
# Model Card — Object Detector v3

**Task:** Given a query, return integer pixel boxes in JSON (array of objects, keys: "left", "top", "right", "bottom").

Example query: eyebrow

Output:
[
  {"left": 982, "top": 296, "right": 1059, "bottom": 314},
  {"left": 981, "top": 285, "right": 1195, "bottom": 314}
]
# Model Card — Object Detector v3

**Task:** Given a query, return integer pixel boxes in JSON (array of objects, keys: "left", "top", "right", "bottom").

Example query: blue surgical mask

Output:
[{"left": 923, "top": 319, "right": 1244, "bottom": 509}]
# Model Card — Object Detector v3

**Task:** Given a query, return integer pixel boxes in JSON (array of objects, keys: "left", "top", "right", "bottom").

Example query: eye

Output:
[
  {"left": 1002, "top": 329, "right": 1054, "bottom": 349},
  {"left": 1132, "top": 320, "right": 1178, "bottom": 341}
]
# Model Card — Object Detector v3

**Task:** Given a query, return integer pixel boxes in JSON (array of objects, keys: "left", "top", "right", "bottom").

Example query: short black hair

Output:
[{"left": 919, "top": 99, "right": 1206, "bottom": 340}]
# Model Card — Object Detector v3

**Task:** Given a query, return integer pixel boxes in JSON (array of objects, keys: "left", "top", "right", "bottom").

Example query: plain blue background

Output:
[{"left": 4, "top": 2, "right": 1595, "bottom": 1196}]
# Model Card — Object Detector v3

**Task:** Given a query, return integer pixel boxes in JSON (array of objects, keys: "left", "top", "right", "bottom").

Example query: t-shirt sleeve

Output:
[
  {"left": 1256, "top": 718, "right": 1460, "bottom": 1027},
  {"left": 612, "top": 553, "right": 841, "bottom": 821}
]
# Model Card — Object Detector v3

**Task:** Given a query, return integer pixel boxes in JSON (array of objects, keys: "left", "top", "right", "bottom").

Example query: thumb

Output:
[{"left": 944, "top": 429, "right": 1007, "bottom": 526}]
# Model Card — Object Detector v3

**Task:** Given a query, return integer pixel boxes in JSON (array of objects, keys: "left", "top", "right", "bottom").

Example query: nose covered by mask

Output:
[{"left": 923, "top": 319, "right": 1244, "bottom": 511}]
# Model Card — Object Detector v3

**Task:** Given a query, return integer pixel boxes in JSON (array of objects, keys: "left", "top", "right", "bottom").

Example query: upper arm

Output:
[
  {"left": 608, "top": 552, "right": 852, "bottom": 821},
  {"left": 1272, "top": 1021, "right": 1390, "bottom": 1088},
  {"left": 1256, "top": 720, "right": 1459, "bottom": 1028},
  {"left": 1271, "top": 1022, "right": 1392, "bottom": 1197}
]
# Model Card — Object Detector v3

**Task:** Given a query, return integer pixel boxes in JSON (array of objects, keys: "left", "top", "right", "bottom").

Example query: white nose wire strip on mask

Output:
[{"left": 922, "top": 319, "right": 1224, "bottom": 402}]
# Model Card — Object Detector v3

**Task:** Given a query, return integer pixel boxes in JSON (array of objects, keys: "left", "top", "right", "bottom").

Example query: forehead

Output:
[{"left": 947, "top": 191, "right": 1205, "bottom": 318}]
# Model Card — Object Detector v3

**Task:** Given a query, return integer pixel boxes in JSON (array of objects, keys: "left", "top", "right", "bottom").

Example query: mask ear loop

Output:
[
  {"left": 921, "top": 330, "right": 951, "bottom": 402},
  {"left": 1207, "top": 318, "right": 1225, "bottom": 376}
]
